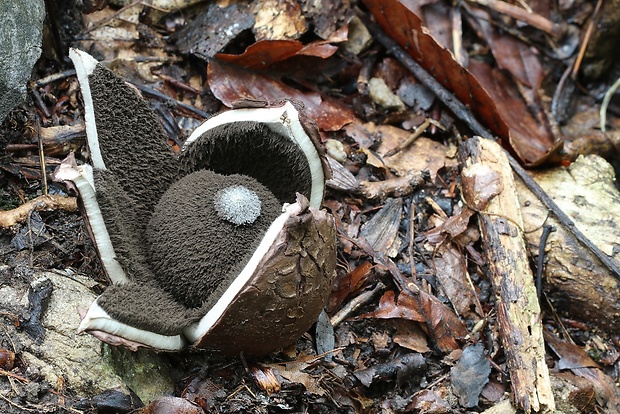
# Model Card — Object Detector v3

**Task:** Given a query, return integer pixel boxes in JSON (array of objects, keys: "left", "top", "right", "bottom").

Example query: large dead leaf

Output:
[
  {"left": 467, "top": 60, "right": 560, "bottom": 166},
  {"left": 392, "top": 320, "right": 430, "bottom": 353},
  {"left": 363, "top": 0, "right": 509, "bottom": 140},
  {"left": 346, "top": 122, "right": 458, "bottom": 180},
  {"left": 466, "top": 5, "right": 543, "bottom": 89},
  {"left": 216, "top": 38, "right": 340, "bottom": 70},
  {"left": 364, "top": 0, "right": 561, "bottom": 165},
  {"left": 208, "top": 60, "right": 356, "bottom": 131}
]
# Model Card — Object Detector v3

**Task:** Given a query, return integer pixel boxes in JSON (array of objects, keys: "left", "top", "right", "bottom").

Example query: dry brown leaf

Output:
[
  {"left": 364, "top": 122, "right": 458, "bottom": 180},
  {"left": 468, "top": 61, "right": 560, "bottom": 166},
  {"left": 356, "top": 288, "right": 467, "bottom": 352},
  {"left": 182, "top": 376, "right": 225, "bottom": 411},
  {"left": 432, "top": 243, "right": 482, "bottom": 319},
  {"left": 358, "top": 198, "right": 402, "bottom": 257},
  {"left": 216, "top": 38, "right": 340, "bottom": 70},
  {"left": 545, "top": 330, "right": 620, "bottom": 413},
  {"left": 356, "top": 290, "right": 425, "bottom": 321},
  {"left": 424, "top": 208, "right": 476, "bottom": 244},
  {"left": 328, "top": 261, "right": 374, "bottom": 312},
  {"left": 459, "top": 161, "right": 503, "bottom": 211},
  {"left": 408, "top": 388, "right": 452, "bottom": 413},
  {"left": 208, "top": 59, "right": 356, "bottom": 131},
  {"left": 392, "top": 320, "right": 430, "bottom": 353},
  {"left": 264, "top": 358, "right": 326, "bottom": 396},
  {"left": 466, "top": 5, "right": 543, "bottom": 89},
  {"left": 217, "top": 40, "right": 314, "bottom": 69}
]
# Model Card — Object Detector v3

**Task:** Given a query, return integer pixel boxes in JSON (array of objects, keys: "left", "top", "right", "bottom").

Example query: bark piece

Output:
[{"left": 459, "top": 137, "right": 554, "bottom": 413}]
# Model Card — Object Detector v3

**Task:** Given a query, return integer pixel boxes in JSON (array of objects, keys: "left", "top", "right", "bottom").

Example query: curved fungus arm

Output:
[
  {"left": 55, "top": 158, "right": 130, "bottom": 284},
  {"left": 78, "top": 298, "right": 186, "bottom": 351}
]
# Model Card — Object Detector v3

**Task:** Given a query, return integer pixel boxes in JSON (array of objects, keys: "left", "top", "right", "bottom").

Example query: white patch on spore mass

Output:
[{"left": 214, "top": 185, "right": 262, "bottom": 225}]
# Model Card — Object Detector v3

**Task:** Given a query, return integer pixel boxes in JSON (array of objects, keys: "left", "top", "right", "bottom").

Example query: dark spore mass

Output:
[
  {"left": 180, "top": 121, "right": 312, "bottom": 205},
  {"left": 146, "top": 170, "right": 282, "bottom": 309}
]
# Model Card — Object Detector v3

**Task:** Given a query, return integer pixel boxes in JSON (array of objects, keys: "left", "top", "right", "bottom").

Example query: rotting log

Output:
[
  {"left": 517, "top": 154, "right": 620, "bottom": 332},
  {"left": 459, "top": 137, "right": 555, "bottom": 413}
]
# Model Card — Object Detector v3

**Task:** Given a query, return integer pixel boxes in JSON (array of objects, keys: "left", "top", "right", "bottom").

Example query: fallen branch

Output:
[
  {"left": 459, "top": 137, "right": 554, "bottom": 413},
  {"left": 0, "top": 195, "right": 78, "bottom": 229}
]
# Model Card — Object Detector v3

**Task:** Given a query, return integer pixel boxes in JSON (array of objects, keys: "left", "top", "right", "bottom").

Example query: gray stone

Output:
[
  {"left": 19, "top": 272, "right": 127, "bottom": 396},
  {"left": 0, "top": 0, "right": 45, "bottom": 122},
  {"left": 17, "top": 271, "right": 176, "bottom": 402}
]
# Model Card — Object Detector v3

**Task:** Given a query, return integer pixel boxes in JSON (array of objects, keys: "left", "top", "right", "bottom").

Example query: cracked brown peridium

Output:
[{"left": 195, "top": 198, "right": 337, "bottom": 355}]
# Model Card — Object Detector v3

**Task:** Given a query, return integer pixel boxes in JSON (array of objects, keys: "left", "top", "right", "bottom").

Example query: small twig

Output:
[
  {"left": 0, "top": 369, "right": 29, "bottom": 383},
  {"left": 34, "top": 69, "right": 77, "bottom": 88},
  {"left": 27, "top": 210, "right": 35, "bottom": 267},
  {"left": 330, "top": 282, "right": 385, "bottom": 326},
  {"left": 600, "top": 75, "right": 620, "bottom": 132},
  {"left": 407, "top": 199, "right": 417, "bottom": 279},
  {"left": 451, "top": 7, "right": 465, "bottom": 65},
  {"left": 412, "top": 373, "right": 449, "bottom": 397},
  {"left": 362, "top": 13, "right": 620, "bottom": 281},
  {"left": 571, "top": 0, "right": 603, "bottom": 79},
  {"left": 128, "top": 81, "right": 211, "bottom": 119},
  {"left": 156, "top": 73, "right": 201, "bottom": 95},
  {"left": 536, "top": 225, "right": 554, "bottom": 300},
  {"left": 37, "top": 120, "right": 48, "bottom": 195},
  {"left": 0, "top": 195, "right": 78, "bottom": 229},
  {"left": 385, "top": 118, "right": 432, "bottom": 157},
  {"left": 543, "top": 293, "right": 575, "bottom": 345},
  {"left": 30, "top": 89, "right": 51, "bottom": 119},
  {"left": 359, "top": 171, "right": 424, "bottom": 200},
  {"left": 0, "top": 392, "right": 36, "bottom": 412},
  {"left": 468, "top": 0, "right": 564, "bottom": 38}
]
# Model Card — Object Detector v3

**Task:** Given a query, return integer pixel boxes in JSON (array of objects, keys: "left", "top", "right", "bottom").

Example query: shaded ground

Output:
[{"left": 1, "top": 0, "right": 620, "bottom": 413}]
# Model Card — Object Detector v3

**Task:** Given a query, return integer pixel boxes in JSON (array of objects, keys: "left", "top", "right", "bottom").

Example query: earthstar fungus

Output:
[{"left": 56, "top": 49, "right": 337, "bottom": 355}]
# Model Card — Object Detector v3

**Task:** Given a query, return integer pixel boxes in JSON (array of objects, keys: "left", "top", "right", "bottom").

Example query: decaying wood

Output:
[
  {"left": 459, "top": 137, "right": 554, "bottom": 413},
  {"left": 0, "top": 194, "right": 78, "bottom": 228},
  {"left": 517, "top": 154, "right": 620, "bottom": 332}
]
